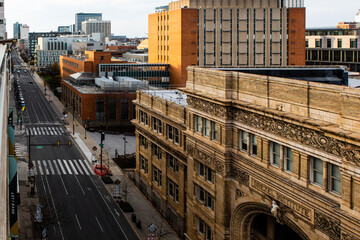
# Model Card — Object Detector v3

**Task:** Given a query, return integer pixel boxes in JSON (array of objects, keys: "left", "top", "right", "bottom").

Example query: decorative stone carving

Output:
[
  {"left": 342, "top": 232, "right": 360, "bottom": 240},
  {"left": 187, "top": 97, "right": 228, "bottom": 118},
  {"left": 232, "top": 109, "right": 360, "bottom": 165},
  {"left": 198, "top": 151, "right": 213, "bottom": 164},
  {"left": 214, "top": 160, "right": 225, "bottom": 174},
  {"left": 235, "top": 189, "right": 246, "bottom": 199},
  {"left": 187, "top": 144, "right": 194, "bottom": 156},
  {"left": 227, "top": 166, "right": 250, "bottom": 186},
  {"left": 314, "top": 212, "right": 341, "bottom": 240}
]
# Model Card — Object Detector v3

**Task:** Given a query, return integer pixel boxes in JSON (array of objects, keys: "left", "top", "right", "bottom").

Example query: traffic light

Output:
[
  {"left": 68, "top": 141, "right": 72, "bottom": 148},
  {"left": 101, "top": 132, "right": 105, "bottom": 142},
  {"left": 57, "top": 140, "right": 60, "bottom": 147}
]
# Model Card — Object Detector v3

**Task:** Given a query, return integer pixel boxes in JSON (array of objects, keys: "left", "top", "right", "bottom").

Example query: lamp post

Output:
[
  {"left": 72, "top": 98, "right": 75, "bottom": 135},
  {"left": 123, "top": 136, "right": 128, "bottom": 155}
]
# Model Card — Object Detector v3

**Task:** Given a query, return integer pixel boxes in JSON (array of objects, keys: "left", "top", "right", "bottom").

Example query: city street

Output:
[{"left": 12, "top": 51, "right": 138, "bottom": 240}]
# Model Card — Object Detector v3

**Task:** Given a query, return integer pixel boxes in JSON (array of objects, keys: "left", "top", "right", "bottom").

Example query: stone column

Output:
[
  {"left": 234, "top": 129, "right": 239, "bottom": 149},
  {"left": 262, "top": 139, "right": 270, "bottom": 167},
  {"left": 256, "top": 136, "right": 263, "bottom": 162},
  {"left": 292, "top": 150, "right": 301, "bottom": 179},
  {"left": 341, "top": 171, "right": 352, "bottom": 209},
  {"left": 300, "top": 153, "right": 309, "bottom": 185},
  {"left": 280, "top": 146, "right": 284, "bottom": 171},
  {"left": 352, "top": 176, "right": 360, "bottom": 212},
  {"left": 323, "top": 162, "right": 328, "bottom": 191}
]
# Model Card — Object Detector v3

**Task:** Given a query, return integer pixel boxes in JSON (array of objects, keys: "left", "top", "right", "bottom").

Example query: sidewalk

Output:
[{"left": 32, "top": 72, "right": 179, "bottom": 240}]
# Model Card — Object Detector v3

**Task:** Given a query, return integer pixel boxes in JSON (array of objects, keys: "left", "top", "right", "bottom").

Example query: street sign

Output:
[
  {"left": 92, "top": 146, "right": 97, "bottom": 151},
  {"left": 37, "top": 146, "right": 43, "bottom": 149},
  {"left": 99, "top": 143, "right": 104, "bottom": 148}
]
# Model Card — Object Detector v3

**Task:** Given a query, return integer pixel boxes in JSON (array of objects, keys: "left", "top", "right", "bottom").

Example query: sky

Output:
[{"left": 5, "top": 0, "right": 360, "bottom": 38}]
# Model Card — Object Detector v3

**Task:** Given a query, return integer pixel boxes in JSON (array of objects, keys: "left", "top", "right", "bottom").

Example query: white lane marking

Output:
[
  {"left": 57, "top": 159, "right": 66, "bottom": 175},
  {"left": 33, "top": 128, "right": 38, "bottom": 136},
  {"left": 95, "top": 217, "right": 104, "bottom": 232},
  {"left": 42, "top": 161, "right": 50, "bottom": 175},
  {"left": 73, "top": 160, "right": 83, "bottom": 175},
  {"left": 74, "top": 174, "right": 85, "bottom": 196},
  {"left": 37, "top": 161, "right": 44, "bottom": 175},
  {"left": 68, "top": 160, "right": 78, "bottom": 175},
  {"left": 45, "top": 128, "right": 49, "bottom": 135},
  {"left": 43, "top": 177, "right": 65, "bottom": 240},
  {"left": 75, "top": 214, "right": 82, "bottom": 230},
  {"left": 78, "top": 160, "right": 90, "bottom": 175},
  {"left": 59, "top": 128, "right": 65, "bottom": 133},
  {"left": 63, "top": 160, "right": 72, "bottom": 174},
  {"left": 29, "top": 128, "right": 33, "bottom": 135},
  {"left": 59, "top": 175, "right": 68, "bottom": 195},
  {"left": 41, "top": 127, "right": 45, "bottom": 135},
  {"left": 84, "top": 159, "right": 94, "bottom": 175},
  {"left": 47, "top": 160, "right": 55, "bottom": 175},
  {"left": 30, "top": 102, "right": 40, "bottom": 122},
  {"left": 26, "top": 129, "right": 29, "bottom": 135},
  {"left": 52, "top": 160, "right": 60, "bottom": 175},
  {"left": 50, "top": 130, "right": 54, "bottom": 135}
]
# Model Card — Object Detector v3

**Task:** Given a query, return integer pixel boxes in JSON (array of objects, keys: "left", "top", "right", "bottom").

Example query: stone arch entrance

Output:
[{"left": 230, "top": 202, "right": 310, "bottom": 240}]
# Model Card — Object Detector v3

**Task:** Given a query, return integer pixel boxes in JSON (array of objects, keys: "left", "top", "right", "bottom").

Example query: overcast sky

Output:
[{"left": 5, "top": 0, "right": 360, "bottom": 38}]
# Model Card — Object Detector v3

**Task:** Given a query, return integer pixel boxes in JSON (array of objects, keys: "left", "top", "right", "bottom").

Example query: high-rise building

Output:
[
  {"left": 13, "top": 22, "right": 22, "bottom": 39},
  {"left": 81, "top": 19, "right": 111, "bottom": 39},
  {"left": 148, "top": 0, "right": 306, "bottom": 86},
  {"left": 0, "top": 0, "right": 5, "bottom": 39},
  {"left": 58, "top": 25, "right": 73, "bottom": 33},
  {"left": 75, "top": 12, "right": 102, "bottom": 32}
]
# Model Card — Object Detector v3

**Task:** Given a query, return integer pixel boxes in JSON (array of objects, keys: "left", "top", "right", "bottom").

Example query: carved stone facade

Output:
[{"left": 133, "top": 67, "right": 360, "bottom": 240}]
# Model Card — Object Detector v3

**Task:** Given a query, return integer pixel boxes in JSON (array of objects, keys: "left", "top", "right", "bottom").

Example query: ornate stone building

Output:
[{"left": 132, "top": 67, "right": 360, "bottom": 240}]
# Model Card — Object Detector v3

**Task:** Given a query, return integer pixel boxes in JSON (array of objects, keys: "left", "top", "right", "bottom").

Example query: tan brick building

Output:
[{"left": 133, "top": 66, "right": 360, "bottom": 240}]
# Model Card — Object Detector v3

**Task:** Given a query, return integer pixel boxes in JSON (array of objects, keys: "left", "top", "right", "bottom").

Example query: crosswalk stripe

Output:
[
  {"left": 26, "top": 129, "right": 29, "bottom": 135},
  {"left": 59, "top": 128, "right": 64, "bottom": 133},
  {"left": 45, "top": 128, "right": 49, "bottom": 135},
  {"left": 78, "top": 159, "right": 90, "bottom": 175},
  {"left": 73, "top": 160, "right": 84, "bottom": 175},
  {"left": 83, "top": 160, "right": 94, "bottom": 175},
  {"left": 63, "top": 160, "right": 72, "bottom": 174},
  {"left": 47, "top": 160, "right": 55, "bottom": 174},
  {"left": 42, "top": 161, "right": 50, "bottom": 175},
  {"left": 68, "top": 160, "right": 78, "bottom": 175},
  {"left": 57, "top": 159, "right": 66, "bottom": 175},
  {"left": 34, "top": 129, "right": 37, "bottom": 135},
  {"left": 37, "top": 161, "right": 44, "bottom": 175},
  {"left": 52, "top": 160, "right": 60, "bottom": 174}
]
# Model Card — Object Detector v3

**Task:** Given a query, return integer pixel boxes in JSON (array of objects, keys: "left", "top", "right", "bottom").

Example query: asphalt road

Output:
[{"left": 12, "top": 51, "right": 138, "bottom": 240}]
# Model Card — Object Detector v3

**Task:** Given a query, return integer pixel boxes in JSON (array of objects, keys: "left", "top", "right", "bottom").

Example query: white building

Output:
[
  {"left": 20, "top": 24, "right": 29, "bottom": 39},
  {"left": 0, "top": 0, "right": 4, "bottom": 40},
  {"left": 82, "top": 19, "right": 111, "bottom": 39}
]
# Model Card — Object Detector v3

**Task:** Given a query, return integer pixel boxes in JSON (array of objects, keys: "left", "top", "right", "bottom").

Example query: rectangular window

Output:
[
  {"left": 283, "top": 147, "right": 293, "bottom": 172},
  {"left": 153, "top": 165, "right": 162, "bottom": 187},
  {"left": 338, "top": 39, "right": 342, "bottom": 48},
  {"left": 195, "top": 116, "right": 202, "bottom": 133},
  {"left": 120, "top": 99, "right": 129, "bottom": 120},
  {"left": 167, "top": 125, "right": 173, "bottom": 141},
  {"left": 211, "top": 122, "right": 217, "bottom": 141},
  {"left": 168, "top": 154, "right": 179, "bottom": 172},
  {"left": 250, "top": 134, "right": 257, "bottom": 156},
  {"left": 270, "top": 142, "right": 281, "bottom": 166},
  {"left": 310, "top": 157, "right": 323, "bottom": 186},
  {"left": 197, "top": 162, "right": 213, "bottom": 183},
  {"left": 198, "top": 162, "right": 205, "bottom": 177},
  {"left": 350, "top": 39, "right": 358, "bottom": 48},
  {"left": 239, "top": 130, "right": 248, "bottom": 151},
  {"left": 327, "top": 39, "right": 332, "bottom": 48},
  {"left": 140, "top": 135, "right": 148, "bottom": 149},
  {"left": 140, "top": 156, "right": 148, "bottom": 174},
  {"left": 96, "top": 98, "right": 104, "bottom": 120},
  {"left": 315, "top": 39, "right": 322, "bottom": 48},
  {"left": 158, "top": 120, "right": 162, "bottom": 134},
  {"left": 195, "top": 185, "right": 215, "bottom": 211},
  {"left": 329, "top": 164, "right": 341, "bottom": 194},
  {"left": 140, "top": 110, "right": 144, "bottom": 123},
  {"left": 203, "top": 119, "right": 210, "bottom": 137},
  {"left": 108, "top": 98, "right": 117, "bottom": 120},
  {"left": 174, "top": 128, "right": 179, "bottom": 144},
  {"left": 144, "top": 112, "right": 148, "bottom": 125},
  {"left": 168, "top": 179, "right": 179, "bottom": 202},
  {"left": 152, "top": 143, "right": 162, "bottom": 160},
  {"left": 152, "top": 117, "right": 157, "bottom": 131}
]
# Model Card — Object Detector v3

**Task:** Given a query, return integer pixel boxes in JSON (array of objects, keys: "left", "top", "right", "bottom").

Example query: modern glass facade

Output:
[
  {"left": 75, "top": 13, "right": 102, "bottom": 32},
  {"left": 99, "top": 63, "right": 170, "bottom": 88}
]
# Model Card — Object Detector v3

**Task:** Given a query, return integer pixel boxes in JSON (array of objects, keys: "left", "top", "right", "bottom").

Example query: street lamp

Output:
[
  {"left": 123, "top": 136, "right": 128, "bottom": 155},
  {"left": 72, "top": 98, "right": 75, "bottom": 135}
]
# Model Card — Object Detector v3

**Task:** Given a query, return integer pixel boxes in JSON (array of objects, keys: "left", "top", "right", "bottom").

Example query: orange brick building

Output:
[
  {"left": 61, "top": 74, "right": 136, "bottom": 131},
  {"left": 148, "top": 0, "right": 306, "bottom": 86},
  {"left": 60, "top": 50, "right": 113, "bottom": 79}
]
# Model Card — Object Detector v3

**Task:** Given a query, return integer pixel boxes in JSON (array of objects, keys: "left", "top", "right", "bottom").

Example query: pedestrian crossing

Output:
[
  {"left": 33, "top": 159, "right": 94, "bottom": 176},
  {"left": 26, "top": 126, "right": 65, "bottom": 136}
]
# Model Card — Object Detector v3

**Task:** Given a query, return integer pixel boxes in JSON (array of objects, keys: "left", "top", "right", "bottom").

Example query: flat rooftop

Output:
[
  {"left": 213, "top": 67, "right": 349, "bottom": 86},
  {"left": 143, "top": 90, "right": 187, "bottom": 107}
]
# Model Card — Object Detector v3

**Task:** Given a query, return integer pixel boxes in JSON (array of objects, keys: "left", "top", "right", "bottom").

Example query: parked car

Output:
[{"left": 94, "top": 164, "right": 112, "bottom": 176}]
